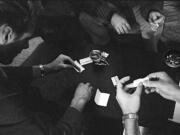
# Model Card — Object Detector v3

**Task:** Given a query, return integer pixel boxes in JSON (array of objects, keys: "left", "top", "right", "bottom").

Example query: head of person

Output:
[{"left": 0, "top": 0, "right": 33, "bottom": 46}]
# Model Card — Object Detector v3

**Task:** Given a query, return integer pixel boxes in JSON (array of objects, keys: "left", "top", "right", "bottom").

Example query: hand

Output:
[
  {"left": 148, "top": 11, "right": 165, "bottom": 24},
  {"left": 111, "top": 13, "right": 131, "bottom": 34},
  {"left": 143, "top": 72, "right": 180, "bottom": 102},
  {"left": 71, "top": 83, "right": 93, "bottom": 112},
  {"left": 116, "top": 76, "right": 143, "bottom": 114},
  {"left": 44, "top": 54, "right": 79, "bottom": 72}
]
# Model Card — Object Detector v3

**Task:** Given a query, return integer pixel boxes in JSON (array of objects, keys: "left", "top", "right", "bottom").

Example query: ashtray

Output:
[
  {"left": 89, "top": 50, "right": 109, "bottom": 66},
  {"left": 164, "top": 50, "right": 180, "bottom": 68}
]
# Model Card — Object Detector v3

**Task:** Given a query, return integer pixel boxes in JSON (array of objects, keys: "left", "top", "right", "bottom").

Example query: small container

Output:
[
  {"left": 89, "top": 50, "right": 109, "bottom": 66},
  {"left": 89, "top": 50, "right": 102, "bottom": 63}
]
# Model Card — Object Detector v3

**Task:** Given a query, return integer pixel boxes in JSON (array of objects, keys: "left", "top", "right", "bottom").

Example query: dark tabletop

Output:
[
  {"left": 20, "top": 16, "right": 180, "bottom": 129},
  {"left": 24, "top": 38, "right": 180, "bottom": 129}
]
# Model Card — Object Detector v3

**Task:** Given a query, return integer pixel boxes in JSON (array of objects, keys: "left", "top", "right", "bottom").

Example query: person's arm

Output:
[
  {"left": 141, "top": 1, "right": 164, "bottom": 26},
  {"left": 123, "top": 116, "right": 140, "bottom": 135},
  {"left": 116, "top": 76, "right": 143, "bottom": 135},
  {"left": 0, "top": 54, "right": 79, "bottom": 82},
  {"left": 140, "top": 2, "right": 164, "bottom": 20},
  {"left": 149, "top": 2, "right": 164, "bottom": 14},
  {"left": 143, "top": 72, "right": 180, "bottom": 103},
  {"left": 56, "top": 83, "right": 93, "bottom": 135},
  {"left": 1, "top": 66, "right": 34, "bottom": 82},
  {"left": 56, "top": 107, "right": 83, "bottom": 135}
]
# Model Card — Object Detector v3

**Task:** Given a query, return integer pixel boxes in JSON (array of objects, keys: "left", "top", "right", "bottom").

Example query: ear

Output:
[{"left": 1, "top": 25, "right": 15, "bottom": 44}]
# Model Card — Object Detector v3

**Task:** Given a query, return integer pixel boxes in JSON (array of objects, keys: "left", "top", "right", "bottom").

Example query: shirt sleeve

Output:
[
  {"left": 56, "top": 107, "right": 83, "bottom": 135},
  {"left": 71, "top": 0, "right": 120, "bottom": 23}
]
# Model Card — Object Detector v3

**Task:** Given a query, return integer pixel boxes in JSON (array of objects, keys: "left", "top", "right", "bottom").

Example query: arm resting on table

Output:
[{"left": 56, "top": 107, "right": 83, "bottom": 135}]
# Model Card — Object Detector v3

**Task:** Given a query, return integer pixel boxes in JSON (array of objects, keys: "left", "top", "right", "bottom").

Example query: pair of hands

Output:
[
  {"left": 116, "top": 72, "right": 180, "bottom": 115},
  {"left": 41, "top": 54, "right": 93, "bottom": 112},
  {"left": 111, "top": 11, "right": 165, "bottom": 35}
]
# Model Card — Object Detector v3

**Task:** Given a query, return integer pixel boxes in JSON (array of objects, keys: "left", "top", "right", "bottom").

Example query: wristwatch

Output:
[
  {"left": 39, "top": 64, "right": 46, "bottom": 77},
  {"left": 122, "top": 113, "right": 138, "bottom": 124}
]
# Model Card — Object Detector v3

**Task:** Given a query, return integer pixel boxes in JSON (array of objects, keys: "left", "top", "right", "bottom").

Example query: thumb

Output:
[{"left": 134, "top": 83, "right": 143, "bottom": 96}]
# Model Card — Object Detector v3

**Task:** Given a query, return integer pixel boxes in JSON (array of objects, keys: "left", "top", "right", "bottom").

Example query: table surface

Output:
[
  {"left": 70, "top": 43, "right": 177, "bottom": 127},
  {"left": 26, "top": 39, "right": 179, "bottom": 128}
]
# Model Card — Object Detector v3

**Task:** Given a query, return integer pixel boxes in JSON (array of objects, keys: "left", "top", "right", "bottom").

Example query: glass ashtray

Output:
[
  {"left": 89, "top": 50, "right": 109, "bottom": 66},
  {"left": 164, "top": 50, "right": 180, "bottom": 68}
]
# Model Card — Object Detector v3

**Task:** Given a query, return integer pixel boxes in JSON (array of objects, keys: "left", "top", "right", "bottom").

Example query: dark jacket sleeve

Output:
[
  {"left": 140, "top": 2, "right": 164, "bottom": 20},
  {"left": 71, "top": 0, "right": 120, "bottom": 22},
  {"left": 0, "top": 66, "right": 34, "bottom": 83},
  {"left": 56, "top": 107, "right": 83, "bottom": 135}
]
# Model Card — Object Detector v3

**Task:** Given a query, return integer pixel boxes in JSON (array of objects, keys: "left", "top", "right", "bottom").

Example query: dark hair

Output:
[{"left": 0, "top": 0, "right": 31, "bottom": 36}]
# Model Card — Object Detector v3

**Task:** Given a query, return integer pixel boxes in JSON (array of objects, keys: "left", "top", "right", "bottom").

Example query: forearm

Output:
[
  {"left": 150, "top": 2, "right": 163, "bottom": 13},
  {"left": 122, "top": 113, "right": 140, "bottom": 135},
  {"left": 32, "top": 64, "right": 55, "bottom": 78},
  {"left": 173, "top": 88, "right": 180, "bottom": 103},
  {"left": 124, "top": 119, "right": 140, "bottom": 135},
  {"left": 56, "top": 107, "right": 83, "bottom": 135},
  {"left": 140, "top": 1, "right": 164, "bottom": 20}
]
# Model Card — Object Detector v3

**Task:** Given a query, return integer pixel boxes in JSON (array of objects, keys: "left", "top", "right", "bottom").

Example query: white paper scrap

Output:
[
  {"left": 74, "top": 61, "right": 85, "bottom": 73},
  {"left": 111, "top": 76, "right": 119, "bottom": 86},
  {"left": 79, "top": 57, "right": 93, "bottom": 66},
  {"left": 94, "top": 89, "right": 110, "bottom": 107}
]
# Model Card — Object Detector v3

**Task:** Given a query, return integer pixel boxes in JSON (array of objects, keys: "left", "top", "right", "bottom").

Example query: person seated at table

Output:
[
  {"left": 77, "top": 1, "right": 165, "bottom": 46},
  {"left": 116, "top": 72, "right": 180, "bottom": 135},
  {"left": 0, "top": 0, "right": 42, "bottom": 64},
  {"left": 0, "top": 53, "right": 92, "bottom": 135},
  {"left": 134, "top": 1, "right": 165, "bottom": 52},
  {"left": 115, "top": 76, "right": 142, "bottom": 135}
]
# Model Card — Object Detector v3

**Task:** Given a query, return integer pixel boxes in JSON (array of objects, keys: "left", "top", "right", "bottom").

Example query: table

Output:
[
  {"left": 27, "top": 40, "right": 179, "bottom": 129},
  {"left": 73, "top": 43, "right": 177, "bottom": 127}
]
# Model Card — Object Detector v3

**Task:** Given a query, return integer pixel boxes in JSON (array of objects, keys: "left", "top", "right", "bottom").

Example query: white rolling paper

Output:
[{"left": 94, "top": 89, "right": 110, "bottom": 107}]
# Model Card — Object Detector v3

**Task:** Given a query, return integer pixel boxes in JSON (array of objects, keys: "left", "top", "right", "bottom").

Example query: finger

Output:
[
  {"left": 89, "top": 86, "right": 93, "bottom": 90},
  {"left": 134, "top": 83, "right": 143, "bottom": 96},
  {"left": 118, "top": 26, "right": 124, "bottom": 34},
  {"left": 64, "top": 64, "right": 74, "bottom": 68},
  {"left": 122, "top": 25, "right": 128, "bottom": 34},
  {"left": 117, "top": 76, "right": 130, "bottom": 92},
  {"left": 78, "top": 83, "right": 84, "bottom": 87},
  {"left": 62, "top": 55, "right": 78, "bottom": 67},
  {"left": 125, "top": 23, "right": 131, "bottom": 30},
  {"left": 154, "top": 17, "right": 165, "bottom": 24},
  {"left": 88, "top": 86, "right": 93, "bottom": 95},
  {"left": 146, "top": 72, "right": 167, "bottom": 80},
  {"left": 115, "top": 27, "right": 120, "bottom": 34},
  {"left": 156, "top": 89, "right": 172, "bottom": 100},
  {"left": 125, "top": 83, "right": 134, "bottom": 88},
  {"left": 145, "top": 89, "right": 150, "bottom": 94},
  {"left": 149, "top": 87, "right": 156, "bottom": 93},
  {"left": 152, "top": 15, "right": 158, "bottom": 22},
  {"left": 143, "top": 80, "right": 162, "bottom": 88},
  {"left": 148, "top": 17, "right": 153, "bottom": 23},
  {"left": 86, "top": 82, "right": 91, "bottom": 87},
  {"left": 119, "top": 76, "right": 131, "bottom": 84}
]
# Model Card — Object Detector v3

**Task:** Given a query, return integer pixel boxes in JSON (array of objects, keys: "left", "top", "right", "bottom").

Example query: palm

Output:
[
  {"left": 117, "top": 93, "right": 140, "bottom": 114},
  {"left": 116, "top": 76, "right": 143, "bottom": 114}
]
